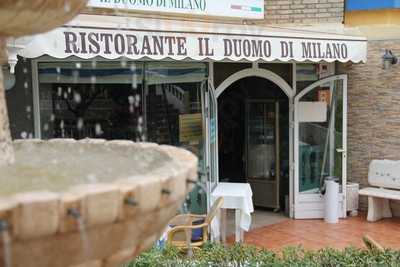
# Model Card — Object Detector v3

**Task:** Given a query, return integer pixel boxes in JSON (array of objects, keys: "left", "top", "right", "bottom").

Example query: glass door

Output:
[
  {"left": 203, "top": 80, "right": 219, "bottom": 210},
  {"left": 294, "top": 75, "right": 347, "bottom": 219}
]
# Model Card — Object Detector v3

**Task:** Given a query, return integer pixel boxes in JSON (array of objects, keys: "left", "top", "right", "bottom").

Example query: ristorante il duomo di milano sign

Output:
[
  {"left": 62, "top": 30, "right": 351, "bottom": 62},
  {"left": 87, "top": 0, "right": 265, "bottom": 19}
]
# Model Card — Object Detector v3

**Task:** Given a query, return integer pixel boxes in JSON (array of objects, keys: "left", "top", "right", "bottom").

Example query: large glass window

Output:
[
  {"left": 145, "top": 62, "right": 206, "bottom": 152},
  {"left": 296, "top": 63, "right": 319, "bottom": 92},
  {"left": 38, "top": 60, "right": 207, "bottom": 150},
  {"left": 38, "top": 61, "right": 144, "bottom": 141},
  {"left": 144, "top": 62, "right": 207, "bottom": 214},
  {"left": 38, "top": 60, "right": 208, "bottom": 213}
]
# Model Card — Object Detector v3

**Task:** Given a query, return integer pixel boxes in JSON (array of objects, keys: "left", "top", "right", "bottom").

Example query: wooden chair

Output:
[{"left": 167, "top": 197, "right": 223, "bottom": 249}]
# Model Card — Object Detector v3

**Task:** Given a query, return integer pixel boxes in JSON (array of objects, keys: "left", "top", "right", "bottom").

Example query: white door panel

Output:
[
  {"left": 204, "top": 79, "right": 219, "bottom": 210},
  {"left": 295, "top": 194, "right": 345, "bottom": 219},
  {"left": 294, "top": 75, "right": 348, "bottom": 219}
]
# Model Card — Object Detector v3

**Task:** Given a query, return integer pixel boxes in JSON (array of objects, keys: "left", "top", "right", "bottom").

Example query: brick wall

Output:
[
  {"left": 264, "top": 0, "right": 345, "bottom": 25},
  {"left": 338, "top": 40, "right": 400, "bottom": 214}
]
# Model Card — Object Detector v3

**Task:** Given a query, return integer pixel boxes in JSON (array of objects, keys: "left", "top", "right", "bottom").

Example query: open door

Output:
[
  {"left": 294, "top": 75, "right": 347, "bottom": 219},
  {"left": 203, "top": 80, "right": 219, "bottom": 210}
]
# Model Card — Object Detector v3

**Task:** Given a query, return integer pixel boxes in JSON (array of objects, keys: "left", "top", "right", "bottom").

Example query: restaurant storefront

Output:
[{"left": 6, "top": 12, "right": 367, "bottom": 220}]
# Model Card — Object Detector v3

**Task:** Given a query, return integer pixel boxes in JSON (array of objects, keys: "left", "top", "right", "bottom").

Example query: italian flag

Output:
[{"left": 231, "top": 4, "right": 263, "bottom": 12}]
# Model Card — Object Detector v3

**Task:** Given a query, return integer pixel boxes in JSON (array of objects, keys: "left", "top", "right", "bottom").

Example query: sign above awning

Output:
[
  {"left": 87, "top": 0, "right": 265, "bottom": 19},
  {"left": 18, "top": 15, "right": 367, "bottom": 63}
]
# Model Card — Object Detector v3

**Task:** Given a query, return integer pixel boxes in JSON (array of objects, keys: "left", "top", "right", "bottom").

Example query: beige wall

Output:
[{"left": 338, "top": 40, "right": 400, "bottom": 214}]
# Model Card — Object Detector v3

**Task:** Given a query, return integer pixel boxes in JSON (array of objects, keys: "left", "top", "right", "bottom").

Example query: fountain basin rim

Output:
[
  {"left": 5, "top": 138, "right": 197, "bottom": 196},
  {"left": 0, "top": 138, "right": 197, "bottom": 241}
]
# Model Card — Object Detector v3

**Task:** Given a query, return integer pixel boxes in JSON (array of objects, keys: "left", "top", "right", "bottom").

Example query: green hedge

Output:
[{"left": 125, "top": 243, "right": 400, "bottom": 267}]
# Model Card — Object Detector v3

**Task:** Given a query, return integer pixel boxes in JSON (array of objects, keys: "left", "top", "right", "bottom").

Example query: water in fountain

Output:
[
  {"left": 1, "top": 231, "right": 11, "bottom": 267},
  {"left": 68, "top": 209, "right": 92, "bottom": 259},
  {"left": 0, "top": 221, "right": 11, "bottom": 267},
  {"left": 0, "top": 141, "right": 181, "bottom": 196},
  {"left": 77, "top": 217, "right": 91, "bottom": 259}
]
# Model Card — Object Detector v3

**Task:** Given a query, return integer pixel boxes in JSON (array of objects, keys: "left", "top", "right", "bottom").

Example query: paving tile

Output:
[{"left": 229, "top": 215, "right": 400, "bottom": 251}]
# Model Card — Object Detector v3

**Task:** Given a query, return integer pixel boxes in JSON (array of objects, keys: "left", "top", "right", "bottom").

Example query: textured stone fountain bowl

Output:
[
  {"left": 0, "top": 139, "right": 197, "bottom": 267},
  {"left": 0, "top": 1, "right": 196, "bottom": 266}
]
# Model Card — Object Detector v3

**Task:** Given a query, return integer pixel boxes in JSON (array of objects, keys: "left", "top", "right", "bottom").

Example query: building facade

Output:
[
  {"left": 4, "top": 0, "right": 377, "bottom": 219},
  {"left": 342, "top": 0, "right": 400, "bottom": 214}
]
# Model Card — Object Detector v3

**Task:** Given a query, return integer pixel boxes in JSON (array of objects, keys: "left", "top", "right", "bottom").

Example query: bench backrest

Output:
[{"left": 369, "top": 160, "right": 400, "bottom": 190}]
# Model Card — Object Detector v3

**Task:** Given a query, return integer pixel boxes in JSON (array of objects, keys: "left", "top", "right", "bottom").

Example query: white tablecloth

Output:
[{"left": 211, "top": 182, "right": 254, "bottom": 238}]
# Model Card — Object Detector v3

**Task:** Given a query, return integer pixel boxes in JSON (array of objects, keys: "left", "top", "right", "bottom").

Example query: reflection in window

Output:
[
  {"left": 38, "top": 61, "right": 207, "bottom": 151},
  {"left": 296, "top": 64, "right": 319, "bottom": 92},
  {"left": 144, "top": 62, "right": 207, "bottom": 214},
  {"left": 145, "top": 62, "right": 206, "bottom": 156},
  {"left": 38, "top": 61, "right": 144, "bottom": 141},
  {"left": 298, "top": 80, "right": 343, "bottom": 194},
  {"left": 37, "top": 60, "right": 208, "bottom": 214}
]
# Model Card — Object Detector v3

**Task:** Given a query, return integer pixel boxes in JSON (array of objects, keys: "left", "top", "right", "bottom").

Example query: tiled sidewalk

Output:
[{"left": 234, "top": 215, "right": 400, "bottom": 251}]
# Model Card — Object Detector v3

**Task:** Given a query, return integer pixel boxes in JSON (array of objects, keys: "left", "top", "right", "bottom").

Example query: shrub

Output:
[{"left": 124, "top": 243, "right": 400, "bottom": 267}]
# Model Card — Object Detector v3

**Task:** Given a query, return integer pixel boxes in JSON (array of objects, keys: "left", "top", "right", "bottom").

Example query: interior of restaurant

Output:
[{"left": 217, "top": 76, "right": 290, "bottom": 212}]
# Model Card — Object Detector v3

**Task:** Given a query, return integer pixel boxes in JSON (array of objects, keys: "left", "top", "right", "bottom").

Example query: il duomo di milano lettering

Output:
[{"left": 64, "top": 31, "right": 349, "bottom": 60}]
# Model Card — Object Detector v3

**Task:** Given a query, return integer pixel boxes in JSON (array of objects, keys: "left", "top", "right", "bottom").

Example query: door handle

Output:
[{"left": 336, "top": 148, "right": 346, "bottom": 153}]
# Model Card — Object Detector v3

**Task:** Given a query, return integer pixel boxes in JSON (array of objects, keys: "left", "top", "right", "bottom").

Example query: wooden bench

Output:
[{"left": 359, "top": 160, "right": 400, "bottom": 222}]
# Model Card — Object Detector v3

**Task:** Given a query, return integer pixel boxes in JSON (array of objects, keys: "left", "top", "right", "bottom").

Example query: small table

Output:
[{"left": 211, "top": 182, "right": 254, "bottom": 243}]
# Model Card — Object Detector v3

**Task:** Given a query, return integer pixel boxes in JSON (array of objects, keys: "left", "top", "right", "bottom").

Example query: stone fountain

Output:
[{"left": 0, "top": 1, "right": 197, "bottom": 267}]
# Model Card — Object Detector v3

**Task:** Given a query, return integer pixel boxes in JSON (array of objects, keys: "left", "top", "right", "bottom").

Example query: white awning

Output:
[{"left": 17, "top": 14, "right": 367, "bottom": 63}]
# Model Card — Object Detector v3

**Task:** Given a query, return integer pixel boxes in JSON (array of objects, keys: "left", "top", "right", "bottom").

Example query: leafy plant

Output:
[{"left": 124, "top": 243, "right": 400, "bottom": 267}]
